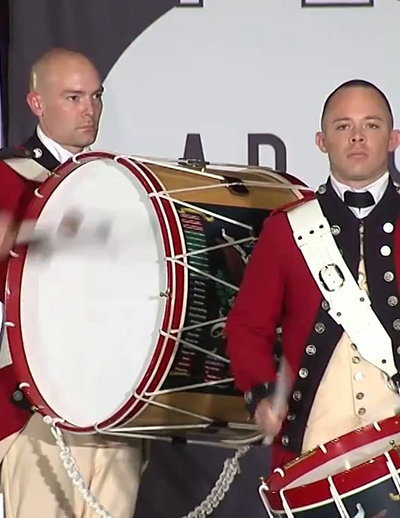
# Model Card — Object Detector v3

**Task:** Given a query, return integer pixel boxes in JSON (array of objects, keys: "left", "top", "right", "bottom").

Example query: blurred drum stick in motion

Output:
[{"left": 263, "top": 357, "right": 292, "bottom": 446}]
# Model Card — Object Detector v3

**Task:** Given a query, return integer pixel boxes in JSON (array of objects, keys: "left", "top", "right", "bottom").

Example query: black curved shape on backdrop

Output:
[{"left": 6, "top": 0, "right": 200, "bottom": 144}]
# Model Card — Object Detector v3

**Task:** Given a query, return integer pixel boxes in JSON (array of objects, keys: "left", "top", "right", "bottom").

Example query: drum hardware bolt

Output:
[
  {"left": 159, "top": 289, "right": 171, "bottom": 298},
  {"left": 34, "top": 188, "right": 44, "bottom": 199},
  {"left": 19, "top": 382, "right": 30, "bottom": 389},
  {"left": 12, "top": 390, "right": 24, "bottom": 402}
]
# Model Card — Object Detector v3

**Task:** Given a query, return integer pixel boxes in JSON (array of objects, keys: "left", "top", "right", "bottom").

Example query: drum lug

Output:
[
  {"left": 177, "top": 157, "right": 209, "bottom": 170},
  {"left": 10, "top": 385, "right": 34, "bottom": 413}
]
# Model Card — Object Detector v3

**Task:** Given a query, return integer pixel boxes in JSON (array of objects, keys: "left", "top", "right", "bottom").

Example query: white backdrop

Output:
[{"left": 96, "top": 0, "right": 400, "bottom": 188}]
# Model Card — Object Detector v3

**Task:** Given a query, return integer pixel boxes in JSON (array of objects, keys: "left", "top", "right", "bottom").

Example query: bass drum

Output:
[{"left": 6, "top": 152, "right": 309, "bottom": 445}]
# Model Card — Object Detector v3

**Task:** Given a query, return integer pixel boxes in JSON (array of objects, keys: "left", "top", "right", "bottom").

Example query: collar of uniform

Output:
[
  {"left": 330, "top": 172, "right": 389, "bottom": 219},
  {"left": 22, "top": 131, "right": 61, "bottom": 171},
  {"left": 364, "top": 179, "right": 400, "bottom": 225},
  {"left": 36, "top": 125, "right": 74, "bottom": 165}
]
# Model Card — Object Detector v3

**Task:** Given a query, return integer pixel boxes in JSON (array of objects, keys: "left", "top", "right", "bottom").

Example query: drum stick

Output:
[
  {"left": 14, "top": 218, "right": 111, "bottom": 246},
  {"left": 15, "top": 220, "right": 41, "bottom": 245},
  {"left": 263, "top": 357, "right": 292, "bottom": 446}
]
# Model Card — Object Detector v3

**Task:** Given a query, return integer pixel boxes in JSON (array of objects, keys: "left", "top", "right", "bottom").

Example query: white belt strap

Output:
[
  {"left": 4, "top": 158, "right": 51, "bottom": 182},
  {"left": 287, "top": 199, "right": 398, "bottom": 380}
]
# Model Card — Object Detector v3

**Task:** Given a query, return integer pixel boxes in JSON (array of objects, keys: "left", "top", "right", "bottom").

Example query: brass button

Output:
[
  {"left": 356, "top": 392, "right": 364, "bottom": 400},
  {"left": 287, "top": 414, "right": 296, "bottom": 422},
  {"left": 388, "top": 296, "right": 398, "bottom": 307},
  {"left": 384, "top": 271, "right": 395, "bottom": 282},
  {"left": 299, "top": 368, "right": 308, "bottom": 379},
  {"left": 358, "top": 407, "right": 366, "bottom": 416},
  {"left": 281, "top": 436, "right": 290, "bottom": 446},
  {"left": 306, "top": 344, "right": 316, "bottom": 356},
  {"left": 397, "top": 346, "right": 400, "bottom": 355},
  {"left": 317, "top": 184, "right": 327, "bottom": 195},
  {"left": 354, "top": 372, "right": 363, "bottom": 381},
  {"left": 352, "top": 356, "right": 361, "bottom": 364},
  {"left": 315, "top": 322, "right": 326, "bottom": 334},
  {"left": 293, "top": 391, "right": 302, "bottom": 401},
  {"left": 380, "top": 245, "right": 392, "bottom": 257},
  {"left": 351, "top": 343, "right": 358, "bottom": 350},
  {"left": 393, "top": 319, "right": 400, "bottom": 331}
]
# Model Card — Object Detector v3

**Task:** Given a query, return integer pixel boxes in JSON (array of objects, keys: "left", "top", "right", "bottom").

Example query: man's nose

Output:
[
  {"left": 82, "top": 98, "right": 95, "bottom": 117},
  {"left": 350, "top": 132, "right": 366, "bottom": 144}
]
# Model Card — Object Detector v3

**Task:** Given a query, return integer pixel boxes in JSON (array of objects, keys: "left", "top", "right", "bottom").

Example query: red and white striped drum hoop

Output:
[{"left": 259, "top": 415, "right": 400, "bottom": 517}]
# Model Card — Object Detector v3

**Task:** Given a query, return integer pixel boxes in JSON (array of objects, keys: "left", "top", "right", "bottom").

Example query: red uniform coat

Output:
[
  {"left": 0, "top": 132, "right": 59, "bottom": 442},
  {"left": 225, "top": 178, "right": 400, "bottom": 471}
]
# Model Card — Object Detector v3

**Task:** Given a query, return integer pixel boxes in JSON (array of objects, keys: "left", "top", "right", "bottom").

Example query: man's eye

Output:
[
  {"left": 336, "top": 124, "right": 349, "bottom": 130},
  {"left": 67, "top": 95, "right": 79, "bottom": 101},
  {"left": 367, "top": 123, "right": 379, "bottom": 129},
  {"left": 93, "top": 92, "right": 103, "bottom": 100}
]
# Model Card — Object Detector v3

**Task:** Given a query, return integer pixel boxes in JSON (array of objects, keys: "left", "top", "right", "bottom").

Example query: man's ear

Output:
[
  {"left": 316, "top": 131, "right": 328, "bottom": 154},
  {"left": 26, "top": 91, "right": 44, "bottom": 118},
  {"left": 389, "top": 129, "right": 400, "bottom": 153}
]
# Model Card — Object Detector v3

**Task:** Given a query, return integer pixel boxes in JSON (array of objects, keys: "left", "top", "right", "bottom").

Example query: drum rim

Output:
[
  {"left": 6, "top": 151, "right": 187, "bottom": 431},
  {"left": 261, "top": 415, "right": 400, "bottom": 511},
  {"left": 261, "top": 449, "right": 400, "bottom": 512}
]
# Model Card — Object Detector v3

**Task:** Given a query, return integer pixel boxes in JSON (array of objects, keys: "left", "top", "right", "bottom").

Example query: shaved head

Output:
[
  {"left": 29, "top": 48, "right": 98, "bottom": 94},
  {"left": 26, "top": 48, "right": 103, "bottom": 154}
]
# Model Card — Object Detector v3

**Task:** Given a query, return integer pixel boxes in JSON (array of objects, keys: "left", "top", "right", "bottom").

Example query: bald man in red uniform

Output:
[{"left": 0, "top": 48, "right": 144, "bottom": 518}]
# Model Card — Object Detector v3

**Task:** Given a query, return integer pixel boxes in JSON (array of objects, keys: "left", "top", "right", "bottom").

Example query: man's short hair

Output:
[{"left": 320, "top": 79, "right": 394, "bottom": 129}]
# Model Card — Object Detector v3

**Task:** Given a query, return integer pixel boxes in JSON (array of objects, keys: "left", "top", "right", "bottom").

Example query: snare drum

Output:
[
  {"left": 6, "top": 152, "right": 308, "bottom": 444},
  {"left": 259, "top": 414, "right": 400, "bottom": 517}
]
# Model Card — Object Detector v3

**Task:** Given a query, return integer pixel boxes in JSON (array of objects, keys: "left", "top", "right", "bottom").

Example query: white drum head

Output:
[
  {"left": 18, "top": 158, "right": 167, "bottom": 428},
  {"left": 286, "top": 430, "right": 400, "bottom": 489}
]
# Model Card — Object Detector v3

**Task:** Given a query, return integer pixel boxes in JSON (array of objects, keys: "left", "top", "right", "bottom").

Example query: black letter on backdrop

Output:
[{"left": 248, "top": 133, "right": 287, "bottom": 172}]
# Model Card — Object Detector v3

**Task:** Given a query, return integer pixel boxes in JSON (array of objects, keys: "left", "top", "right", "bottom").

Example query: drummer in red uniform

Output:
[
  {"left": 225, "top": 79, "right": 400, "bottom": 471},
  {"left": 0, "top": 47, "right": 144, "bottom": 518}
]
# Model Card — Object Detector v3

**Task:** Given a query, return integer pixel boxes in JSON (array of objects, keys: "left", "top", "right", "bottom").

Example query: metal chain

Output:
[
  {"left": 181, "top": 445, "right": 251, "bottom": 518},
  {"left": 45, "top": 416, "right": 251, "bottom": 518}
]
